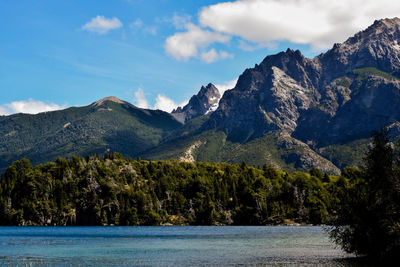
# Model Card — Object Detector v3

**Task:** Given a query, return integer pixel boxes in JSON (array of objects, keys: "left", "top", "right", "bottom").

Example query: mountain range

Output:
[{"left": 3, "top": 18, "right": 400, "bottom": 174}]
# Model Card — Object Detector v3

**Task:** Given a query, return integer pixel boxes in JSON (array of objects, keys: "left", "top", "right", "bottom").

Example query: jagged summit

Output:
[
  {"left": 334, "top": 17, "right": 400, "bottom": 48},
  {"left": 199, "top": 83, "right": 220, "bottom": 96},
  {"left": 345, "top": 17, "right": 400, "bottom": 51},
  {"left": 206, "top": 17, "right": 400, "bottom": 146},
  {"left": 316, "top": 17, "right": 400, "bottom": 79},
  {"left": 368, "top": 17, "right": 400, "bottom": 31},
  {"left": 172, "top": 83, "right": 221, "bottom": 123}
]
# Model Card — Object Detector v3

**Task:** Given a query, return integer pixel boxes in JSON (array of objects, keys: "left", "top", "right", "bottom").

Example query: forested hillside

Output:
[
  {"left": 0, "top": 153, "right": 361, "bottom": 226},
  {"left": 0, "top": 97, "right": 180, "bottom": 171}
]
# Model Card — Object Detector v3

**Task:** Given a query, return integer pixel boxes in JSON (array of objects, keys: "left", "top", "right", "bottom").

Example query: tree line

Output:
[
  {"left": 0, "top": 154, "right": 354, "bottom": 227},
  {"left": 1, "top": 130, "right": 399, "bottom": 260}
]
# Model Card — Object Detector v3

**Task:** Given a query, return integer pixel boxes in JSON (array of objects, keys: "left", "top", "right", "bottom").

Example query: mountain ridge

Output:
[
  {"left": 144, "top": 17, "right": 400, "bottom": 173},
  {"left": 2, "top": 18, "right": 400, "bottom": 173},
  {"left": 0, "top": 97, "right": 180, "bottom": 171},
  {"left": 206, "top": 17, "right": 400, "bottom": 144}
]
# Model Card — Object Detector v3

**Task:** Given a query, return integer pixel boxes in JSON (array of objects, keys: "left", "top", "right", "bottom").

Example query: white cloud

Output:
[
  {"left": 153, "top": 94, "right": 180, "bottom": 112},
  {"left": 237, "top": 40, "right": 278, "bottom": 51},
  {"left": 198, "top": 0, "right": 400, "bottom": 50},
  {"left": 133, "top": 88, "right": 150, "bottom": 109},
  {"left": 132, "top": 89, "right": 188, "bottom": 112},
  {"left": 238, "top": 40, "right": 258, "bottom": 51},
  {"left": 214, "top": 78, "right": 238, "bottom": 95},
  {"left": 201, "top": 48, "right": 219, "bottom": 63},
  {"left": 165, "top": 23, "right": 231, "bottom": 61},
  {"left": 129, "top": 18, "right": 157, "bottom": 35},
  {"left": 130, "top": 18, "right": 143, "bottom": 29},
  {"left": 0, "top": 106, "right": 10, "bottom": 116},
  {"left": 178, "top": 99, "right": 189, "bottom": 108},
  {"left": 0, "top": 99, "right": 65, "bottom": 115},
  {"left": 201, "top": 49, "right": 234, "bottom": 63},
  {"left": 82, "top": 15, "right": 123, "bottom": 34},
  {"left": 144, "top": 26, "right": 157, "bottom": 35},
  {"left": 172, "top": 13, "right": 192, "bottom": 29},
  {"left": 219, "top": 50, "right": 234, "bottom": 59}
]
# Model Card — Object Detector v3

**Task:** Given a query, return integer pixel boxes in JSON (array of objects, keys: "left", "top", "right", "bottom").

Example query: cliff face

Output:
[
  {"left": 206, "top": 18, "right": 400, "bottom": 146},
  {"left": 207, "top": 50, "right": 319, "bottom": 142}
]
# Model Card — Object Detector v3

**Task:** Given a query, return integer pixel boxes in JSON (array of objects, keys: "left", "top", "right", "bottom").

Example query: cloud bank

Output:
[
  {"left": 166, "top": 0, "right": 400, "bottom": 61},
  {"left": 82, "top": 15, "right": 123, "bottom": 34},
  {"left": 0, "top": 99, "right": 65, "bottom": 115}
]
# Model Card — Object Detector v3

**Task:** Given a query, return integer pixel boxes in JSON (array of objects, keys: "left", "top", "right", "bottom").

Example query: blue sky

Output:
[{"left": 1, "top": 0, "right": 399, "bottom": 114}]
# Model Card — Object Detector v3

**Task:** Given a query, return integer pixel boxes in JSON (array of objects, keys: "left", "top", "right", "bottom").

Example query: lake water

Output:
[{"left": 0, "top": 226, "right": 358, "bottom": 266}]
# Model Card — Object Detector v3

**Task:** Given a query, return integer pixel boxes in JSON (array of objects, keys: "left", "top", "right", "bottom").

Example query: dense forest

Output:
[
  {"left": 2, "top": 130, "right": 400, "bottom": 259},
  {"left": 0, "top": 152, "right": 359, "bottom": 226}
]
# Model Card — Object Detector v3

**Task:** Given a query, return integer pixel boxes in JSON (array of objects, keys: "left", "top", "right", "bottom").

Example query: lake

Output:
[{"left": 0, "top": 226, "right": 358, "bottom": 266}]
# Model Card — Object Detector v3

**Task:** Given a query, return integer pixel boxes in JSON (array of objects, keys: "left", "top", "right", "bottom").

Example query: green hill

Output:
[
  {"left": 141, "top": 129, "right": 341, "bottom": 174},
  {"left": 0, "top": 97, "right": 181, "bottom": 171}
]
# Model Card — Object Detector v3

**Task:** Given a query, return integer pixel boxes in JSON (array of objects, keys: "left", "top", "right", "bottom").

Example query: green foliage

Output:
[
  {"left": 0, "top": 100, "right": 181, "bottom": 172},
  {"left": 335, "top": 77, "right": 351, "bottom": 88},
  {"left": 330, "top": 130, "right": 400, "bottom": 259},
  {"left": 143, "top": 131, "right": 332, "bottom": 173},
  {"left": 352, "top": 67, "right": 399, "bottom": 81},
  {"left": 0, "top": 154, "right": 352, "bottom": 226},
  {"left": 319, "top": 139, "right": 369, "bottom": 169}
]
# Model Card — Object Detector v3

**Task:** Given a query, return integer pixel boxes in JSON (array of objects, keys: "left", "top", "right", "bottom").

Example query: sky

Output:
[{"left": 1, "top": 0, "right": 400, "bottom": 115}]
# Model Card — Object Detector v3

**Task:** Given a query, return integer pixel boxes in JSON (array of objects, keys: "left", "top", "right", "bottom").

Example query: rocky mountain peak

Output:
[
  {"left": 370, "top": 17, "right": 400, "bottom": 31},
  {"left": 171, "top": 83, "right": 221, "bottom": 123},
  {"left": 198, "top": 83, "right": 220, "bottom": 100},
  {"left": 341, "top": 18, "right": 400, "bottom": 50},
  {"left": 317, "top": 17, "right": 400, "bottom": 79},
  {"left": 258, "top": 48, "right": 306, "bottom": 70},
  {"left": 206, "top": 18, "right": 400, "bottom": 146}
]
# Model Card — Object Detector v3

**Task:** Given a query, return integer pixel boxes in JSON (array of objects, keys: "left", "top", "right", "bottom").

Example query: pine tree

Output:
[{"left": 330, "top": 129, "right": 400, "bottom": 259}]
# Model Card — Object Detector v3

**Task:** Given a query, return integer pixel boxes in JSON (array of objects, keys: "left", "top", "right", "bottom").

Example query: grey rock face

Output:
[
  {"left": 276, "top": 134, "right": 340, "bottom": 174},
  {"left": 309, "top": 77, "right": 400, "bottom": 145},
  {"left": 317, "top": 18, "right": 400, "bottom": 82},
  {"left": 207, "top": 48, "right": 320, "bottom": 142},
  {"left": 207, "top": 17, "right": 400, "bottom": 146},
  {"left": 172, "top": 83, "right": 221, "bottom": 123}
]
